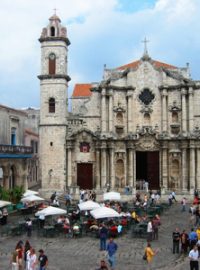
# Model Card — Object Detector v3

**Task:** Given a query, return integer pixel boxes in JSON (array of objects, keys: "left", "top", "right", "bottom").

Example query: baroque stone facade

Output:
[{"left": 39, "top": 14, "right": 200, "bottom": 195}]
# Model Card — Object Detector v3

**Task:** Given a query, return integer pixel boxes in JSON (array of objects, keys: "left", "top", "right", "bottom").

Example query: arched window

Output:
[
  {"left": 49, "top": 98, "right": 55, "bottom": 113},
  {"left": 11, "top": 127, "right": 16, "bottom": 145},
  {"left": 50, "top": 26, "right": 55, "bottom": 37},
  {"left": 116, "top": 112, "right": 123, "bottom": 124},
  {"left": 49, "top": 53, "right": 56, "bottom": 75}
]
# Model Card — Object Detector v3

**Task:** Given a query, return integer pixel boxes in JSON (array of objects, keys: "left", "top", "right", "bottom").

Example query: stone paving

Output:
[{"left": 0, "top": 202, "right": 193, "bottom": 270}]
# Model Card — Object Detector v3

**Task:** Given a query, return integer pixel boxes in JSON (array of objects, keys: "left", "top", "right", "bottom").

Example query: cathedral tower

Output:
[{"left": 38, "top": 13, "right": 70, "bottom": 194}]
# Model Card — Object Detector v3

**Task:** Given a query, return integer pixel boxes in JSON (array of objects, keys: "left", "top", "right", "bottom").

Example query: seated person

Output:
[
  {"left": 72, "top": 223, "right": 80, "bottom": 234},
  {"left": 52, "top": 198, "right": 60, "bottom": 207},
  {"left": 110, "top": 224, "right": 118, "bottom": 237},
  {"left": 117, "top": 224, "right": 123, "bottom": 235},
  {"left": 57, "top": 216, "right": 63, "bottom": 224},
  {"left": 65, "top": 216, "right": 70, "bottom": 225},
  {"left": 121, "top": 217, "right": 127, "bottom": 227}
]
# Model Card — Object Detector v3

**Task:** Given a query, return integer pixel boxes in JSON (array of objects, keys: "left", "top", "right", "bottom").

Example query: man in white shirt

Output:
[
  {"left": 189, "top": 245, "right": 199, "bottom": 270},
  {"left": 147, "top": 220, "right": 153, "bottom": 242}
]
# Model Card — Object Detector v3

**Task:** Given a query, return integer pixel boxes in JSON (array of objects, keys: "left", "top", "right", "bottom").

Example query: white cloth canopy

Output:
[
  {"left": 21, "top": 195, "right": 44, "bottom": 202},
  {"left": 78, "top": 200, "right": 100, "bottom": 211},
  {"left": 23, "top": 190, "right": 39, "bottom": 197},
  {"left": 35, "top": 206, "right": 66, "bottom": 217},
  {"left": 0, "top": 200, "right": 11, "bottom": 208},
  {"left": 103, "top": 191, "right": 121, "bottom": 201},
  {"left": 90, "top": 207, "right": 120, "bottom": 219}
]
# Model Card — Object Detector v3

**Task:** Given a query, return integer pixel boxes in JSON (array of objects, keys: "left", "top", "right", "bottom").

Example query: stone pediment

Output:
[
  {"left": 136, "top": 135, "right": 160, "bottom": 151},
  {"left": 69, "top": 128, "right": 97, "bottom": 139}
]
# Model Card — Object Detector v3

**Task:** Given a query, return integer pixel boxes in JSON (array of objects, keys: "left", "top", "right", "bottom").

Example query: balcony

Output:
[{"left": 0, "top": 145, "right": 33, "bottom": 158}]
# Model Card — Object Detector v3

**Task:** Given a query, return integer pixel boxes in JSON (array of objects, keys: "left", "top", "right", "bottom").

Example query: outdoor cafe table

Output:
[{"left": 43, "top": 225, "right": 55, "bottom": 237}]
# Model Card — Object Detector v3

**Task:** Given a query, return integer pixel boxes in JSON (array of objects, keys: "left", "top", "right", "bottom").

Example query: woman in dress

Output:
[{"left": 27, "top": 248, "right": 37, "bottom": 270}]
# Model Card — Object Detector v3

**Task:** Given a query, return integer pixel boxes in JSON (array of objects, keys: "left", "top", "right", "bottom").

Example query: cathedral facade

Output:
[{"left": 39, "top": 14, "right": 200, "bottom": 195}]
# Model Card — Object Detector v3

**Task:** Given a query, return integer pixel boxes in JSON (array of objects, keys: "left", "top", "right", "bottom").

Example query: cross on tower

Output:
[
  {"left": 53, "top": 8, "right": 57, "bottom": 14},
  {"left": 142, "top": 37, "right": 149, "bottom": 56}
]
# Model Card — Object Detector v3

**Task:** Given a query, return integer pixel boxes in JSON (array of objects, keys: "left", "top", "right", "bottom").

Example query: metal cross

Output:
[
  {"left": 142, "top": 37, "right": 149, "bottom": 55},
  {"left": 53, "top": 8, "right": 57, "bottom": 14}
]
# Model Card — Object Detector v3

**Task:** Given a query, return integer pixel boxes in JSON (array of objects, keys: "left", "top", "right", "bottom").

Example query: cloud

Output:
[{"left": 0, "top": 0, "right": 200, "bottom": 108}]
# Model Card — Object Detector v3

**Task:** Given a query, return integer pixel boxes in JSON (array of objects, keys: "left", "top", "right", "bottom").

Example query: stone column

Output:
[
  {"left": 95, "top": 148, "right": 100, "bottom": 189},
  {"left": 101, "top": 142, "right": 107, "bottom": 188},
  {"left": 127, "top": 143, "right": 133, "bottom": 187},
  {"left": 161, "top": 89, "right": 168, "bottom": 133},
  {"left": 181, "top": 143, "right": 188, "bottom": 190},
  {"left": 101, "top": 88, "right": 107, "bottom": 132},
  {"left": 109, "top": 142, "right": 115, "bottom": 189},
  {"left": 67, "top": 144, "right": 72, "bottom": 187},
  {"left": 181, "top": 88, "right": 187, "bottom": 134},
  {"left": 188, "top": 87, "right": 194, "bottom": 133},
  {"left": 108, "top": 90, "right": 113, "bottom": 132},
  {"left": 197, "top": 147, "right": 200, "bottom": 190},
  {"left": 127, "top": 91, "right": 133, "bottom": 133},
  {"left": 161, "top": 143, "right": 168, "bottom": 189},
  {"left": 189, "top": 142, "right": 195, "bottom": 191}
]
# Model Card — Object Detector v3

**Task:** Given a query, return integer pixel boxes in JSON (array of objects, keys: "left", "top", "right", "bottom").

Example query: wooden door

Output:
[
  {"left": 147, "top": 152, "right": 159, "bottom": 189},
  {"left": 77, "top": 163, "right": 93, "bottom": 189}
]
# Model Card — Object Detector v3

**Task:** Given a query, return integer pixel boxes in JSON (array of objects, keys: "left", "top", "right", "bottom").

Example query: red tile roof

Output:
[
  {"left": 72, "top": 84, "right": 92, "bottom": 97},
  {"left": 117, "top": 59, "right": 177, "bottom": 70}
]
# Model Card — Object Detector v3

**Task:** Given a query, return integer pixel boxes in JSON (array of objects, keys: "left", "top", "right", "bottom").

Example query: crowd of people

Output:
[{"left": 10, "top": 240, "right": 48, "bottom": 270}]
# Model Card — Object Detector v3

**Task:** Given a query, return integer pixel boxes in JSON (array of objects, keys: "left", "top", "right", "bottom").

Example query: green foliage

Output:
[{"left": 0, "top": 186, "right": 24, "bottom": 203}]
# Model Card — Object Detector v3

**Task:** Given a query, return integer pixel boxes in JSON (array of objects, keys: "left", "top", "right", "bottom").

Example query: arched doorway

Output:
[
  {"left": 0, "top": 167, "right": 3, "bottom": 187},
  {"left": 9, "top": 166, "right": 16, "bottom": 189},
  {"left": 116, "top": 159, "right": 125, "bottom": 188}
]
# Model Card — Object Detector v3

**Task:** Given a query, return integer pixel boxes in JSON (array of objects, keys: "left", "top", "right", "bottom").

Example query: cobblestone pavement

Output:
[{"left": 0, "top": 202, "right": 192, "bottom": 270}]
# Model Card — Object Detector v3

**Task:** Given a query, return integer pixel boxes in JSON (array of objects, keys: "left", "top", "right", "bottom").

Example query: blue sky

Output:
[{"left": 0, "top": 0, "right": 200, "bottom": 108}]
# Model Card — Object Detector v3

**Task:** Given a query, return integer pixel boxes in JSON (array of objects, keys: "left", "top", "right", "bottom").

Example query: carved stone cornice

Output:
[
  {"left": 169, "top": 101, "right": 181, "bottom": 112},
  {"left": 38, "top": 74, "right": 71, "bottom": 82}
]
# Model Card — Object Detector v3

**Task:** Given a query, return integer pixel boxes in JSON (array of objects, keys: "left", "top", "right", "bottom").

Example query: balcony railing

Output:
[{"left": 0, "top": 145, "right": 33, "bottom": 154}]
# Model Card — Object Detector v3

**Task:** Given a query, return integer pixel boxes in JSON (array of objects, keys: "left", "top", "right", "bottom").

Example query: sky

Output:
[{"left": 0, "top": 0, "right": 200, "bottom": 109}]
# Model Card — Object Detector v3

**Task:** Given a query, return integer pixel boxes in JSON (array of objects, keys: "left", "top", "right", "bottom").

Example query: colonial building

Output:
[
  {"left": 39, "top": 14, "right": 200, "bottom": 195},
  {"left": 0, "top": 104, "right": 39, "bottom": 189}
]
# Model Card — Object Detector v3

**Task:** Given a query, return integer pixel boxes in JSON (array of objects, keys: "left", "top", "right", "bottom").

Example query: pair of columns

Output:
[
  {"left": 161, "top": 87, "right": 194, "bottom": 134},
  {"left": 101, "top": 88, "right": 133, "bottom": 133},
  {"left": 162, "top": 143, "right": 200, "bottom": 190}
]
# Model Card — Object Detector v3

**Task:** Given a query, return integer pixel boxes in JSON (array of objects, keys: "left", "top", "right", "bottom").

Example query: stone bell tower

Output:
[{"left": 38, "top": 13, "right": 70, "bottom": 195}]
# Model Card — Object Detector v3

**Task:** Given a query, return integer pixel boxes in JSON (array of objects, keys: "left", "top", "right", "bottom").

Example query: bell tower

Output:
[{"left": 38, "top": 13, "right": 70, "bottom": 195}]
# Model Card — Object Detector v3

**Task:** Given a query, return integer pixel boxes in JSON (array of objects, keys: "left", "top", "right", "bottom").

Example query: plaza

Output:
[{"left": 0, "top": 201, "right": 192, "bottom": 270}]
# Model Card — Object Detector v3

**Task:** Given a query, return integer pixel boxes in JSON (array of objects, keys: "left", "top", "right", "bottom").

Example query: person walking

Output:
[
  {"left": 181, "top": 197, "right": 187, "bottom": 212},
  {"left": 144, "top": 242, "right": 158, "bottom": 270},
  {"left": 189, "top": 228, "right": 198, "bottom": 250},
  {"left": 172, "top": 228, "right": 180, "bottom": 254},
  {"left": 189, "top": 245, "right": 199, "bottom": 270},
  {"left": 26, "top": 218, "right": 32, "bottom": 237},
  {"left": 99, "top": 224, "right": 108, "bottom": 251},
  {"left": 38, "top": 249, "right": 48, "bottom": 270},
  {"left": 180, "top": 230, "right": 189, "bottom": 254},
  {"left": 106, "top": 238, "right": 118, "bottom": 270}
]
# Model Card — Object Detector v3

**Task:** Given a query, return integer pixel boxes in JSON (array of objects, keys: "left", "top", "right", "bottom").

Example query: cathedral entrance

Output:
[
  {"left": 136, "top": 151, "right": 160, "bottom": 189},
  {"left": 77, "top": 163, "right": 93, "bottom": 190}
]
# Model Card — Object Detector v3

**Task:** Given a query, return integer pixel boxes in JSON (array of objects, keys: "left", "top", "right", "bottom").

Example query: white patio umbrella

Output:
[
  {"left": 90, "top": 207, "right": 120, "bottom": 219},
  {"left": 103, "top": 191, "right": 121, "bottom": 201},
  {"left": 23, "top": 190, "right": 39, "bottom": 197},
  {"left": 21, "top": 194, "right": 45, "bottom": 203},
  {"left": 78, "top": 200, "right": 100, "bottom": 211},
  {"left": 0, "top": 200, "right": 11, "bottom": 208},
  {"left": 35, "top": 206, "right": 66, "bottom": 217}
]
